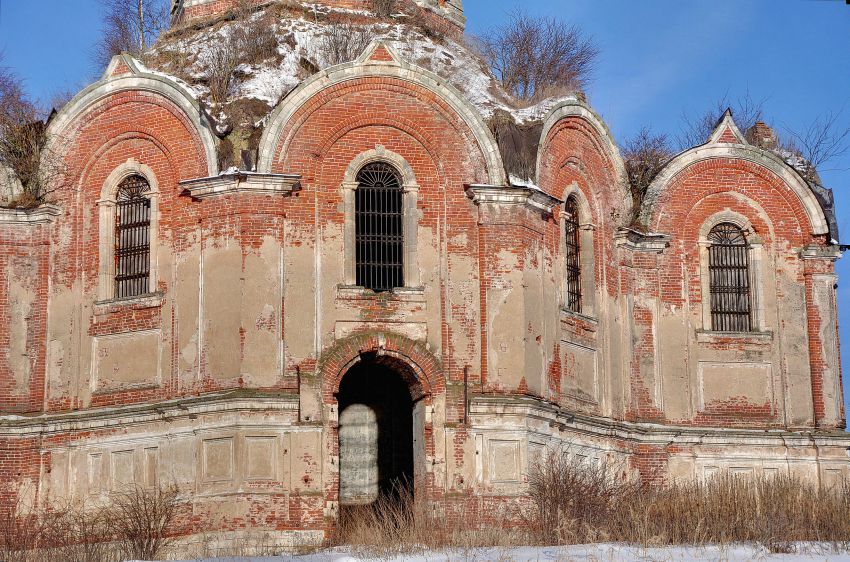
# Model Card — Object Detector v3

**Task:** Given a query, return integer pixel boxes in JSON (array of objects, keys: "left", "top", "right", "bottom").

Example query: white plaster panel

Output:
[
  {"left": 697, "top": 362, "right": 772, "bottom": 410},
  {"left": 91, "top": 329, "right": 162, "bottom": 392},
  {"left": 562, "top": 340, "right": 598, "bottom": 403}
]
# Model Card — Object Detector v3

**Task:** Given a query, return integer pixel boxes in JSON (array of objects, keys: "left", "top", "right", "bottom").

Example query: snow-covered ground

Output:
[{"left": 141, "top": 543, "right": 850, "bottom": 562}]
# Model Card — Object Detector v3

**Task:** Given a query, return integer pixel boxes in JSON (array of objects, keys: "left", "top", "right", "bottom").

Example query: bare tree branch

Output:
[
  {"left": 0, "top": 54, "right": 71, "bottom": 207},
  {"left": 678, "top": 91, "right": 766, "bottom": 150},
  {"left": 478, "top": 9, "right": 598, "bottom": 103},
  {"left": 621, "top": 126, "right": 674, "bottom": 211},
  {"left": 783, "top": 110, "right": 850, "bottom": 184},
  {"left": 94, "top": 0, "right": 170, "bottom": 68}
]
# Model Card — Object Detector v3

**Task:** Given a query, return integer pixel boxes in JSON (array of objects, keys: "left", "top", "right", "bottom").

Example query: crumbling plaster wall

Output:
[{"left": 0, "top": 50, "right": 848, "bottom": 543}]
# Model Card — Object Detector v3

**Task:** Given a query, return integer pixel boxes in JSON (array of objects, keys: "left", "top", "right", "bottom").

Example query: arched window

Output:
[
  {"left": 564, "top": 195, "right": 581, "bottom": 313},
  {"left": 115, "top": 174, "right": 152, "bottom": 299},
  {"left": 707, "top": 222, "right": 752, "bottom": 332},
  {"left": 355, "top": 162, "right": 403, "bottom": 292}
]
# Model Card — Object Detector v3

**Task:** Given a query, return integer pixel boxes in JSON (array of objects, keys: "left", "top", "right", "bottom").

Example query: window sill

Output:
[
  {"left": 337, "top": 285, "right": 426, "bottom": 302},
  {"left": 559, "top": 307, "right": 598, "bottom": 326},
  {"left": 93, "top": 292, "right": 164, "bottom": 314},
  {"left": 696, "top": 329, "right": 773, "bottom": 344}
]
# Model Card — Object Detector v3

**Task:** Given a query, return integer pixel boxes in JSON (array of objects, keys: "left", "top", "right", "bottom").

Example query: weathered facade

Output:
[{"left": 0, "top": 0, "right": 847, "bottom": 548}]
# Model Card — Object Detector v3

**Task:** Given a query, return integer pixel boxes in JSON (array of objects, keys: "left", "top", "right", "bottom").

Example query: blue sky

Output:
[{"left": 2, "top": 0, "right": 849, "bottom": 417}]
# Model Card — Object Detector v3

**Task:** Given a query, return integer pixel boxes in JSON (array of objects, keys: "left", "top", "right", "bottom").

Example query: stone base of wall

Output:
[{"left": 2, "top": 392, "right": 849, "bottom": 544}]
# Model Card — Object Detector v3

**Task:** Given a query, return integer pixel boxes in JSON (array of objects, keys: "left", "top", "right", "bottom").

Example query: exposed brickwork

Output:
[{"left": 0, "top": 40, "right": 845, "bottom": 545}]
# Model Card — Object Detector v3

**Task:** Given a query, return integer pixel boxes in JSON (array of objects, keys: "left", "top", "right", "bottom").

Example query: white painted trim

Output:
[
  {"left": 47, "top": 55, "right": 218, "bottom": 177},
  {"left": 97, "top": 159, "right": 160, "bottom": 301},
  {"left": 342, "top": 146, "right": 421, "bottom": 288},
  {"left": 536, "top": 99, "right": 632, "bottom": 224},
  {"left": 257, "top": 41, "right": 506, "bottom": 186},
  {"left": 641, "top": 145, "right": 829, "bottom": 236}
]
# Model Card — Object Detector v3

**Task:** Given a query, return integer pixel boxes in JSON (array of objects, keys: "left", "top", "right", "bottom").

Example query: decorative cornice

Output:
[
  {"left": 0, "top": 390, "right": 299, "bottom": 436},
  {"left": 470, "top": 394, "right": 850, "bottom": 448},
  {"left": 800, "top": 244, "right": 843, "bottom": 261},
  {"left": 180, "top": 171, "right": 301, "bottom": 199},
  {"left": 0, "top": 204, "right": 62, "bottom": 224},
  {"left": 465, "top": 184, "right": 562, "bottom": 216},
  {"left": 614, "top": 228, "right": 671, "bottom": 253}
]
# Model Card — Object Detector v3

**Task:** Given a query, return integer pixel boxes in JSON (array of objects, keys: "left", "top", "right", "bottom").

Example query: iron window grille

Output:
[
  {"left": 707, "top": 222, "right": 752, "bottom": 332},
  {"left": 355, "top": 162, "right": 404, "bottom": 292},
  {"left": 115, "top": 175, "right": 152, "bottom": 299},
  {"left": 564, "top": 196, "right": 582, "bottom": 313}
]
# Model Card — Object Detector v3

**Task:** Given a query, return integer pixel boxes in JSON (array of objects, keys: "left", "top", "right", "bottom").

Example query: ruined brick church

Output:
[{"left": 0, "top": 0, "right": 846, "bottom": 547}]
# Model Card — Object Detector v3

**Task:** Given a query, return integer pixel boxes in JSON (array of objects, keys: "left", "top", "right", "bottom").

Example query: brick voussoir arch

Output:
[
  {"left": 537, "top": 99, "right": 632, "bottom": 226},
  {"left": 45, "top": 54, "right": 218, "bottom": 177},
  {"left": 319, "top": 332, "right": 446, "bottom": 403},
  {"left": 640, "top": 145, "right": 829, "bottom": 237},
  {"left": 258, "top": 41, "right": 506, "bottom": 185}
]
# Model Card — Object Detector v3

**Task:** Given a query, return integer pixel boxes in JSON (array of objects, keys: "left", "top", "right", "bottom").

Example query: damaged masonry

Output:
[{"left": 0, "top": 0, "right": 847, "bottom": 552}]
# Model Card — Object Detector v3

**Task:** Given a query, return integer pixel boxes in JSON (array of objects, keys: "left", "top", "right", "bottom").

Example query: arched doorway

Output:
[{"left": 337, "top": 355, "right": 423, "bottom": 510}]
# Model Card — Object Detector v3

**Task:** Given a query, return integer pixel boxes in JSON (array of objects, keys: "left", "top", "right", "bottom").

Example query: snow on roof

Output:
[{"left": 146, "top": 2, "right": 567, "bottom": 130}]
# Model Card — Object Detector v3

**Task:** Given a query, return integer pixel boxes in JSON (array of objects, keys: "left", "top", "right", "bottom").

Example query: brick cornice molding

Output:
[
  {"left": 179, "top": 171, "right": 302, "bottom": 199},
  {"left": 257, "top": 41, "right": 506, "bottom": 185},
  {"left": 465, "top": 184, "right": 562, "bottom": 217},
  {"left": 613, "top": 228, "right": 671, "bottom": 253},
  {"left": 0, "top": 204, "right": 62, "bottom": 224},
  {"left": 800, "top": 244, "right": 843, "bottom": 261}
]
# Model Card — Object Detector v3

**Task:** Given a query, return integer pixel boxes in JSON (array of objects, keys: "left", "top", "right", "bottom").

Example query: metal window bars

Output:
[
  {"left": 707, "top": 222, "right": 752, "bottom": 332},
  {"left": 115, "top": 175, "right": 151, "bottom": 299},
  {"left": 355, "top": 162, "right": 404, "bottom": 292},
  {"left": 564, "top": 196, "right": 582, "bottom": 313}
]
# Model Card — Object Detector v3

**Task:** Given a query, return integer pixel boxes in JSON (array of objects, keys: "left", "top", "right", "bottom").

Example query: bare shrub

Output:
[
  {"left": 783, "top": 109, "right": 850, "bottom": 184},
  {"left": 621, "top": 127, "right": 674, "bottom": 211},
  {"left": 314, "top": 18, "right": 376, "bottom": 68},
  {"left": 371, "top": 0, "right": 396, "bottom": 18},
  {"left": 0, "top": 56, "right": 69, "bottom": 207},
  {"left": 94, "top": 0, "right": 171, "bottom": 68},
  {"left": 678, "top": 91, "right": 765, "bottom": 150},
  {"left": 478, "top": 9, "right": 598, "bottom": 102},
  {"left": 527, "top": 446, "right": 850, "bottom": 550},
  {"left": 203, "top": 13, "right": 280, "bottom": 104},
  {"left": 109, "top": 484, "right": 179, "bottom": 560}
]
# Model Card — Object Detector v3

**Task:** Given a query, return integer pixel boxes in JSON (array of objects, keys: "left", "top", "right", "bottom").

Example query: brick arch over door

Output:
[{"left": 319, "top": 332, "right": 446, "bottom": 405}]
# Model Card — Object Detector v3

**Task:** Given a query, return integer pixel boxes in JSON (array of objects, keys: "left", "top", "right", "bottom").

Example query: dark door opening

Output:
[{"left": 337, "top": 359, "right": 414, "bottom": 508}]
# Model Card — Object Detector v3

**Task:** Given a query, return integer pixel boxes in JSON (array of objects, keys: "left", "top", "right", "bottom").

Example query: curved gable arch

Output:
[
  {"left": 257, "top": 41, "right": 506, "bottom": 186},
  {"left": 536, "top": 99, "right": 632, "bottom": 223},
  {"left": 46, "top": 56, "right": 218, "bottom": 177},
  {"left": 640, "top": 144, "right": 829, "bottom": 236}
]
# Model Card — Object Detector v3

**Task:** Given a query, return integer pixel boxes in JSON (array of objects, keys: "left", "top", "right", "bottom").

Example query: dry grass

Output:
[
  {"left": 0, "top": 484, "right": 180, "bottom": 562},
  {"left": 527, "top": 447, "right": 850, "bottom": 552},
  {"left": 332, "top": 449, "right": 850, "bottom": 556}
]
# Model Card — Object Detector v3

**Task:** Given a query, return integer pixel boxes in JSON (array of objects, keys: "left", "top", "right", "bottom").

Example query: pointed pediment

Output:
[
  {"left": 102, "top": 54, "right": 142, "bottom": 80},
  {"left": 708, "top": 108, "right": 748, "bottom": 145},
  {"left": 357, "top": 41, "right": 402, "bottom": 65}
]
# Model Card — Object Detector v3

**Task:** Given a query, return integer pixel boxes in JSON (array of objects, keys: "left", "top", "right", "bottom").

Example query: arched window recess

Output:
[
  {"left": 341, "top": 146, "right": 421, "bottom": 292},
  {"left": 97, "top": 160, "right": 160, "bottom": 302},
  {"left": 560, "top": 189, "right": 596, "bottom": 317},
  {"left": 699, "top": 214, "right": 765, "bottom": 333}
]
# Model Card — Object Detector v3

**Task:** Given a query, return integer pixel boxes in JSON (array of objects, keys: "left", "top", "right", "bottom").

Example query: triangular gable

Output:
[
  {"left": 101, "top": 54, "right": 142, "bottom": 80},
  {"left": 357, "top": 41, "right": 402, "bottom": 65},
  {"left": 708, "top": 108, "right": 748, "bottom": 145}
]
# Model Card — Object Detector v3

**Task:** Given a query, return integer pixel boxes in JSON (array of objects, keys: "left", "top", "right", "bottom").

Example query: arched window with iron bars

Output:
[
  {"left": 564, "top": 195, "right": 581, "bottom": 313},
  {"left": 707, "top": 222, "right": 752, "bottom": 332},
  {"left": 355, "top": 162, "right": 404, "bottom": 292},
  {"left": 115, "top": 174, "right": 151, "bottom": 299}
]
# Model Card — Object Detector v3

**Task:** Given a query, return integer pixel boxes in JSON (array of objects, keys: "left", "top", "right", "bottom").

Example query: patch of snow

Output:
[
  {"left": 141, "top": 543, "right": 850, "bottom": 562},
  {"left": 145, "top": 0, "right": 574, "bottom": 135}
]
